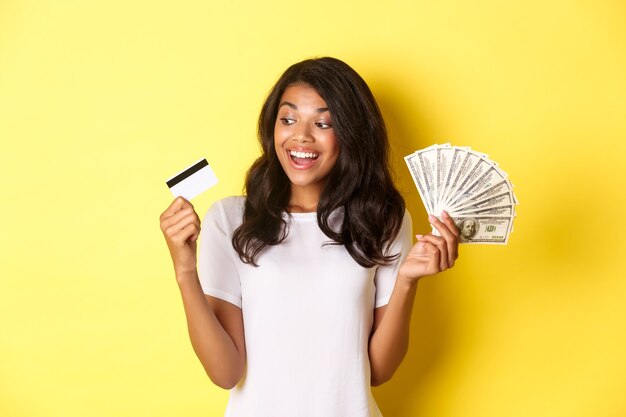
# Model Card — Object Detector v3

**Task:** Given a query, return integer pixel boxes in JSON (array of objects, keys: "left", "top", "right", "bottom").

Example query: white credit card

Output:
[{"left": 165, "top": 158, "right": 218, "bottom": 200}]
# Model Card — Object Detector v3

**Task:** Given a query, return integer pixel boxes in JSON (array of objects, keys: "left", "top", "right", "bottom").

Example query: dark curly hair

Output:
[{"left": 232, "top": 57, "right": 405, "bottom": 268}]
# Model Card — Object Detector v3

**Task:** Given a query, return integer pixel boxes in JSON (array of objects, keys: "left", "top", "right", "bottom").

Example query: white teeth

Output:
[{"left": 290, "top": 150, "right": 318, "bottom": 159}]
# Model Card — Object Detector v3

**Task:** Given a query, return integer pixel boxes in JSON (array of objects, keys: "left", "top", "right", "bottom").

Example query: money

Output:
[
  {"left": 404, "top": 144, "right": 518, "bottom": 244},
  {"left": 453, "top": 216, "right": 513, "bottom": 244}
]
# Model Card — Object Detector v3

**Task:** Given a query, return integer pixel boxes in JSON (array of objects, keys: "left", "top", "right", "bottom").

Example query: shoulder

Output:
[
  {"left": 212, "top": 195, "right": 245, "bottom": 212},
  {"left": 401, "top": 208, "right": 412, "bottom": 224},
  {"left": 203, "top": 196, "right": 245, "bottom": 229},
  {"left": 393, "top": 208, "right": 413, "bottom": 247},
  {"left": 389, "top": 208, "right": 412, "bottom": 238}
]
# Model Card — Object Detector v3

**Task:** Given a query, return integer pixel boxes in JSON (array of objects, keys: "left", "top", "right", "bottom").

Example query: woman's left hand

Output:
[{"left": 398, "top": 210, "right": 460, "bottom": 284}]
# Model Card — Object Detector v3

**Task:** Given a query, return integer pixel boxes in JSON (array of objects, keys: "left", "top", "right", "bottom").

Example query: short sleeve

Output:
[
  {"left": 197, "top": 198, "right": 242, "bottom": 308},
  {"left": 373, "top": 210, "right": 413, "bottom": 308}
]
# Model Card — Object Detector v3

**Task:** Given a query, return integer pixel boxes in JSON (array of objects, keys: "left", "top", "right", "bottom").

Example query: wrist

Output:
[
  {"left": 175, "top": 268, "right": 199, "bottom": 286},
  {"left": 396, "top": 273, "right": 420, "bottom": 293}
]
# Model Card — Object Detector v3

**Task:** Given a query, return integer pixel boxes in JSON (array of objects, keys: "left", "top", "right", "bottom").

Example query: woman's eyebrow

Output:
[{"left": 278, "top": 101, "right": 329, "bottom": 113}]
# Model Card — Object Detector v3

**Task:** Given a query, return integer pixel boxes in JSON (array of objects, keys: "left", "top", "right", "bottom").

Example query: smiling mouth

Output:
[{"left": 289, "top": 150, "right": 319, "bottom": 165}]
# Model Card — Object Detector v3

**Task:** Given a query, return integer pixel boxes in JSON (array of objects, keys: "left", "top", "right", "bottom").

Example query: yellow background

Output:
[{"left": 1, "top": 0, "right": 625, "bottom": 416}]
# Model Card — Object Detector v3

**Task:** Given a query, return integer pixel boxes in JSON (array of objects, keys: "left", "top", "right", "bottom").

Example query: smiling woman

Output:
[
  {"left": 232, "top": 57, "right": 419, "bottom": 269},
  {"left": 274, "top": 84, "right": 340, "bottom": 211},
  {"left": 159, "top": 57, "right": 460, "bottom": 417}
]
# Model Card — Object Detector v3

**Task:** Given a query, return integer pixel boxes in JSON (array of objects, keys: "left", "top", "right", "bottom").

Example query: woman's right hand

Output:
[{"left": 159, "top": 196, "right": 201, "bottom": 277}]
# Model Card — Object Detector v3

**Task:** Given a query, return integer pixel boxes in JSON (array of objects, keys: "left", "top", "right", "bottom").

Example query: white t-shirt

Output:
[{"left": 198, "top": 196, "right": 412, "bottom": 417}]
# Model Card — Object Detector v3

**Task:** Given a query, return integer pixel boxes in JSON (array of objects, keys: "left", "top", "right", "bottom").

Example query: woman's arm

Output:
[
  {"left": 161, "top": 197, "right": 246, "bottom": 389},
  {"left": 368, "top": 280, "right": 417, "bottom": 386},
  {"left": 177, "top": 272, "right": 246, "bottom": 389},
  {"left": 368, "top": 212, "right": 459, "bottom": 386}
]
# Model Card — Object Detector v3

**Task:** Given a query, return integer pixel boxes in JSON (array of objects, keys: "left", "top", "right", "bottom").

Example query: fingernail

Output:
[
  {"left": 428, "top": 214, "right": 437, "bottom": 223},
  {"left": 416, "top": 234, "right": 424, "bottom": 239},
  {"left": 442, "top": 210, "right": 449, "bottom": 218}
]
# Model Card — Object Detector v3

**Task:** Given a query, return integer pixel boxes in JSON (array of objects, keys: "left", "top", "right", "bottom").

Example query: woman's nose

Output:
[
  {"left": 293, "top": 135, "right": 313, "bottom": 143},
  {"left": 292, "top": 124, "right": 314, "bottom": 143}
]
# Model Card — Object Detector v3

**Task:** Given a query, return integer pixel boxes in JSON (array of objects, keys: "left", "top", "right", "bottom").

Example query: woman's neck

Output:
[{"left": 287, "top": 185, "right": 322, "bottom": 213}]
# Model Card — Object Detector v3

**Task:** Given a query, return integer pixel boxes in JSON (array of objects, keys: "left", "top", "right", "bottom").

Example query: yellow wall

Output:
[{"left": 1, "top": 0, "right": 625, "bottom": 416}]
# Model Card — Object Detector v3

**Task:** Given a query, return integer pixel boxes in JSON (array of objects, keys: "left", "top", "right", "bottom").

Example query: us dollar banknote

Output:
[
  {"left": 453, "top": 216, "right": 514, "bottom": 244},
  {"left": 405, "top": 144, "right": 518, "bottom": 245}
]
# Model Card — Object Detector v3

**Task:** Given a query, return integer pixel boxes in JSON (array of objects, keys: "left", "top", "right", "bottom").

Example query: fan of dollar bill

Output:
[{"left": 405, "top": 144, "right": 518, "bottom": 244}]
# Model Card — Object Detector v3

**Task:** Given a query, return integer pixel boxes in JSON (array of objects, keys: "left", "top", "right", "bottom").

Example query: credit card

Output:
[{"left": 165, "top": 158, "right": 218, "bottom": 200}]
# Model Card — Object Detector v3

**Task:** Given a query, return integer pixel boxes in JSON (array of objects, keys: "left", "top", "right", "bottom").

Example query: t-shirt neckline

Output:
[
  {"left": 282, "top": 206, "right": 345, "bottom": 222},
  {"left": 283, "top": 211, "right": 318, "bottom": 221}
]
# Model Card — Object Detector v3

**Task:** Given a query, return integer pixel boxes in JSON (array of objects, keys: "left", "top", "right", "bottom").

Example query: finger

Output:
[
  {"left": 161, "top": 206, "right": 199, "bottom": 233},
  {"left": 440, "top": 211, "right": 460, "bottom": 238},
  {"left": 430, "top": 212, "right": 459, "bottom": 266},
  {"left": 171, "top": 222, "right": 201, "bottom": 246},
  {"left": 417, "top": 234, "right": 448, "bottom": 270},
  {"left": 420, "top": 241, "right": 441, "bottom": 274},
  {"left": 189, "top": 226, "right": 201, "bottom": 242},
  {"left": 159, "top": 196, "right": 192, "bottom": 222},
  {"left": 441, "top": 211, "right": 460, "bottom": 265},
  {"left": 164, "top": 212, "right": 200, "bottom": 239},
  {"left": 185, "top": 217, "right": 201, "bottom": 242},
  {"left": 161, "top": 206, "right": 194, "bottom": 231}
]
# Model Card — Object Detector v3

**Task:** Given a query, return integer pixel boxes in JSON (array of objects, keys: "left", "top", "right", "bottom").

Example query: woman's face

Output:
[{"left": 274, "top": 84, "right": 339, "bottom": 195}]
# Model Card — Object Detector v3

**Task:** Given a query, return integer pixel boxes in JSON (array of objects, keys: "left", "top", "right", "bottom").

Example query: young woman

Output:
[{"left": 159, "top": 57, "right": 460, "bottom": 417}]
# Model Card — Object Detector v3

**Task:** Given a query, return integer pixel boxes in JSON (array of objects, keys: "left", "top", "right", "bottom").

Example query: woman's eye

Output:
[
  {"left": 280, "top": 118, "right": 295, "bottom": 125},
  {"left": 316, "top": 122, "right": 332, "bottom": 129}
]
